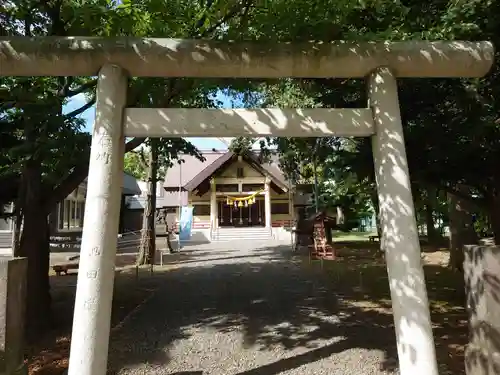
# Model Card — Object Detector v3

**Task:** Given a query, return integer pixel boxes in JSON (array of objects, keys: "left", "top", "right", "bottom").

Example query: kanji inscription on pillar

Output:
[{"left": 96, "top": 152, "right": 111, "bottom": 164}]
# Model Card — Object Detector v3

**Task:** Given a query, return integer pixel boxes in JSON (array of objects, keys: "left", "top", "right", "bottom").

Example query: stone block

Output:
[
  {"left": 464, "top": 245, "right": 500, "bottom": 375},
  {"left": 0, "top": 257, "right": 28, "bottom": 375}
]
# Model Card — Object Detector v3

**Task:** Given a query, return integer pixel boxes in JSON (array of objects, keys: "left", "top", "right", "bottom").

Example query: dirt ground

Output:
[
  {"left": 27, "top": 254, "right": 171, "bottom": 375},
  {"left": 27, "top": 242, "right": 468, "bottom": 375},
  {"left": 315, "top": 241, "right": 467, "bottom": 374}
]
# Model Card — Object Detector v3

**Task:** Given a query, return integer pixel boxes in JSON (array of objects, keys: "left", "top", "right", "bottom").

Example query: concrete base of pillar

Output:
[
  {"left": 464, "top": 245, "right": 500, "bottom": 375},
  {"left": 0, "top": 257, "right": 28, "bottom": 375}
]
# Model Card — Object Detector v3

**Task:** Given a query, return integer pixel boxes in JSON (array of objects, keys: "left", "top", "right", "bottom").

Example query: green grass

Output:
[{"left": 332, "top": 230, "right": 377, "bottom": 242}]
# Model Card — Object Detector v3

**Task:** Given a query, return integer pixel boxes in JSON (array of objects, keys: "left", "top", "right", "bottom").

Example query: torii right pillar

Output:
[{"left": 368, "top": 66, "right": 439, "bottom": 375}]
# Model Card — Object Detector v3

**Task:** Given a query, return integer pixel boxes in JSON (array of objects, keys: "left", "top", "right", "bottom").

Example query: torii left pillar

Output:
[{"left": 67, "top": 64, "right": 127, "bottom": 375}]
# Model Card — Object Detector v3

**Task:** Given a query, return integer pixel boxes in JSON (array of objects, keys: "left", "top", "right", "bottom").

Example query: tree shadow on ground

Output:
[
  {"left": 27, "top": 264, "right": 165, "bottom": 375},
  {"left": 159, "top": 246, "right": 293, "bottom": 266},
  {"left": 105, "top": 242, "right": 472, "bottom": 375}
]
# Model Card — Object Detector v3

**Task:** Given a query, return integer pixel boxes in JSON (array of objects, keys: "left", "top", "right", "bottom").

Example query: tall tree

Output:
[
  {"left": 136, "top": 139, "right": 204, "bottom": 265},
  {"left": 0, "top": 0, "right": 254, "bottom": 339},
  {"left": 247, "top": 0, "right": 500, "bottom": 245}
]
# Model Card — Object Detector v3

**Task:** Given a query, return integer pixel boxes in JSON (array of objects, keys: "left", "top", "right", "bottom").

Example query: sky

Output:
[{"left": 62, "top": 90, "right": 242, "bottom": 150}]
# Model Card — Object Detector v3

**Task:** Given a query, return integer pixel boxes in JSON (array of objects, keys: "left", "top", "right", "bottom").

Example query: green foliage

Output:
[
  {"left": 0, "top": 0, "right": 253, "bottom": 208},
  {"left": 155, "top": 138, "right": 206, "bottom": 177},
  {"left": 318, "top": 140, "right": 375, "bottom": 231},
  {"left": 124, "top": 151, "right": 147, "bottom": 180},
  {"left": 473, "top": 213, "right": 494, "bottom": 238},
  {"left": 0, "top": 0, "right": 257, "bottom": 334},
  {"left": 229, "top": 137, "right": 254, "bottom": 155},
  {"left": 234, "top": 0, "right": 500, "bottom": 240}
]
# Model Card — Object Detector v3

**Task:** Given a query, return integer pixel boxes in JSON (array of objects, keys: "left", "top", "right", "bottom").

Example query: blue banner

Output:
[{"left": 178, "top": 206, "right": 194, "bottom": 247}]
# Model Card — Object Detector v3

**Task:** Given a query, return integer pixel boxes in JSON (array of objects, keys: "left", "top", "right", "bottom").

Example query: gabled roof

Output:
[
  {"left": 306, "top": 211, "right": 337, "bottom": 224},
  {"left": 183, "top": 152, "right": 234, "bottom": 191},
  {"left": 163, "top": 151, "right": 226, "bottom": 189},
  {"left": 163, "top": 150, "right": 288, "bottom": 192},
  {"left": 122, "top": 172, "right": 141, "bottom": 195},
  {"left": 244, "top": 152, "right": 287, "bottom": 190}
]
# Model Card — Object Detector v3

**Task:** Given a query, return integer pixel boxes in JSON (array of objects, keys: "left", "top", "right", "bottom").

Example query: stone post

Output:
[
  {"left": 368, "top": 67, "right": 438, "bottom": 375},
  {"left": 0, "top": 257, "right": 28, "bottom": 375},
  {"left": 264, "top": 177, "right": 272, "bottom": 231},
  {"left": 67, "top": 64, "right": 127, "bottom": 375},
  {"left": 463, "top": 245, "right": 500, "bottom": 375}
]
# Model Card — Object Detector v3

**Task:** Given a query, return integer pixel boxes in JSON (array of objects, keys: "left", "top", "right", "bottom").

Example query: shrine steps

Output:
[{"left": 211, "top": 227, "right": 273, "bottom": 242}]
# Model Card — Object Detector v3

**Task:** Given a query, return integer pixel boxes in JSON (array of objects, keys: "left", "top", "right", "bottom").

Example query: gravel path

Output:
[{"left": 107, "top": 241, "right": 398, "bottom": 375}]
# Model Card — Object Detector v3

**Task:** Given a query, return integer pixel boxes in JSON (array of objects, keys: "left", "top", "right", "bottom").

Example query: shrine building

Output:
[{"left": 126, "top": 149, "right": 315, "bottom": 241}]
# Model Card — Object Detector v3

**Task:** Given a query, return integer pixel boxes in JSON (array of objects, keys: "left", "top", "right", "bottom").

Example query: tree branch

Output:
[
  {"left": 60, "top": 79, "right": 98, "bottom": 98},
  {"left": 196, "top": 0, "right": 254, "bottom": 37},
  {"left": 0, "top": 175, "right": 21, "bottom": 206},
  {"left": 137, "top": 150, "right": 148, "bottom": 169},
  {"left": 64, "top": 95, "right": 96, "bottom": 118},
  {"left": 0, "top": 101, "right": 15, "bottom": 111},
  {"left": 439, "top": 183, "right": 486, "bottom": 209},
  {"left": 46, "top": 137, "right": 146, "bottom": 210},
  {"left": 125, "top": 137, "right": 146, "bottom": 152},
  {"left": 57, "top": 77, "right": 73, "bottom": 97},
  {"left": 40, "top": 0, "right": 252, "bottom": 212}
]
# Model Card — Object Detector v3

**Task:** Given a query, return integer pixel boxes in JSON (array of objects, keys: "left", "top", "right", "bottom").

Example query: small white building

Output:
[{"left": 0, "top": 172, "right": 141, "bottom": 253}]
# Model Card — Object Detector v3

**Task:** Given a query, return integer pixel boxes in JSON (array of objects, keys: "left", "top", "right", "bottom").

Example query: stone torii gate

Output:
[{"left": 0, "top": 37, "right": 494, "bottom": 375}]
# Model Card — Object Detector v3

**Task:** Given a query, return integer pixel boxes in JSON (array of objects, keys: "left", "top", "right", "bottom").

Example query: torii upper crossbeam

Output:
[{"left": 0, "top": 37, "right": 494, "bottom": 78}]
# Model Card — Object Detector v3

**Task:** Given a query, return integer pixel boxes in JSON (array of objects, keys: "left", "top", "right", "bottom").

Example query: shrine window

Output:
[
  {"left": 193, "top": 204, "right": 210, "bottom": 216},
  {"left": 271, "top": 202, "right": 289, "bottom": 215},
  {"left": 216, "top": 184, "right": 239, "bottom": 192},
  {"left": 242, "top": 183, "right": 263, "bottom": 192}
]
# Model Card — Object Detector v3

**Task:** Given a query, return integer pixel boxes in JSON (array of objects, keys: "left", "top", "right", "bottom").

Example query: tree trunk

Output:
[
  {"left": 137, "top": 141, "right": 158, "bottom": 265},
  {"left": 425, "top": 188, "right": 438, "bottom": 243},
  {"left": 166, "top": 229, "right": 175, "bottom": 253},
  {"left": 370, "top": 191, "right": 382, "bottom": 238},
  {"left": 18, "top": 163, "right": 52, "bottom": 342},
  {"left": 489, "top": 193, "right": 500, "bottom": 245},
  {"left": 448, "top": 189, "right": 479, "bottom": 272},
  {"left": 294, "top": 209, "right": 310, "bottom": 252},
  {"left": 312, "top": 157, "right": 319, "bottom": 213},
  {"left": 47, "top": 137, "right": 146, "bottom": 210},
  {"left": 336, "top": 206, "right": 344, "bottom": 225}
]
